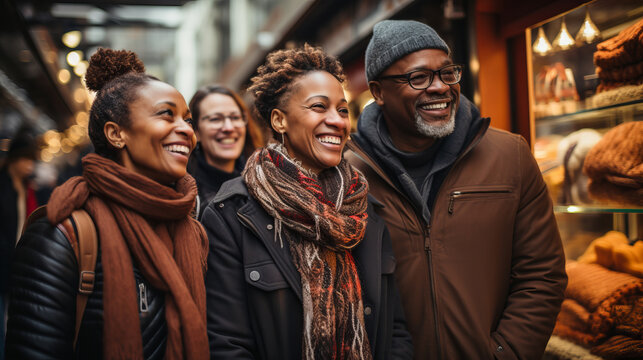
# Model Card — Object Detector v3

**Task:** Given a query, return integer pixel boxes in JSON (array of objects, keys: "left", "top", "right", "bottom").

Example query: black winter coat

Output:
[
  {"left": 202, "top": 177, "right": 413, "bottom": 359},
  {"left": 187, "top": 146, "right": 242, "bottom": 220},
  {"left": 5, "top": 217, "right": 167, "bottom": 359},
  {"left": 0, "top": 169, "right": 19, "bottom": 298}
]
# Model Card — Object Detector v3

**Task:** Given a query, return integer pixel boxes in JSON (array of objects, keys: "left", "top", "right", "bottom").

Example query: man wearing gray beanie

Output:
[{"left": 345, "top": 19, "right": 566, "bottom": 359}]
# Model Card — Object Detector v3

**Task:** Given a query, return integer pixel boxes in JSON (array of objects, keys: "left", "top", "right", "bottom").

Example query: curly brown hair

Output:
[
  {"left": 85, "top": 48, "right": 159, "bottom": 160},
  {"left": 247, "top": 43, "right": 345, "bottom": 139}
]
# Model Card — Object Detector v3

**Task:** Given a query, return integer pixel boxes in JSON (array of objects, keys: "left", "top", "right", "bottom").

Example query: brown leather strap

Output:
[
  {"left": 69, "top": 209, "right": 98, "bottom": 349},
  {"left": 22, "top": 206, "right": 98, "bottom": 350},
  {"left": 58, "top": 219, "right": 78, "bottom": 259}
]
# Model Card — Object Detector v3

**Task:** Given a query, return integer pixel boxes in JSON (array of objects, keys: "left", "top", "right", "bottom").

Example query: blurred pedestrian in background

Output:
[
  {"left": 5, "top": 48, "right": 209, "bottom": 359},
  {"left": 0, "top": 128, "right": 38, "bottom": 360},
  {"left": 188, "top": 85, "right": 263, "bottom": 219},
  {"left": 203, "top": 44, "right": 412, "bottom": 359}
]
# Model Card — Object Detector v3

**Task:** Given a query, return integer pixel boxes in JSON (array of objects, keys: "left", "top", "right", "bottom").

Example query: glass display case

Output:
[
  {"left": 527, "top": 2, "right": 642, "bottom": 357},
  {"left": 526, "top": 0, "right": 642, "bottom": 259}
]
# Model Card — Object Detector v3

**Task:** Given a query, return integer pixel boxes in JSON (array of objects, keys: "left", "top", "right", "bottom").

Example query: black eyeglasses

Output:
[{"left": 378, "top": 64, "right": 463, "bottom": 90}]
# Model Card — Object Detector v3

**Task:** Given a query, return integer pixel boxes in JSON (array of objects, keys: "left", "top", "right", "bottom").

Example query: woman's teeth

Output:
[
  {"left": 318, "top": 135, "right": 341, "bottom": 145},
  {"left": 420, "top": 102, "right": 448, "bottom": 110},
  {"left": 218, "top": 138, "right": 236, "bottom": 144},
  {"left": 163, "top": 144, "right": 190, "bottom": 155}
]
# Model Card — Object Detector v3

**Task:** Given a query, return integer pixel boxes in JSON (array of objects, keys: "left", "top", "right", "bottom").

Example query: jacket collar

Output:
[
  {"left": 352, "top": 94, "right": 488, "bottom": 179},
  {"left": 349, "top": 96, "right": 490, "bottom": 221},
  {"left": 212, "top": 176, "right": 248, "bottom": 202}
]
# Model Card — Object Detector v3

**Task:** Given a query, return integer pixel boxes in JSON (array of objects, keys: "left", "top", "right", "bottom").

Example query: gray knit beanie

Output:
[{"left": 365, "top": 20, "right": 450, "bottom": 82}]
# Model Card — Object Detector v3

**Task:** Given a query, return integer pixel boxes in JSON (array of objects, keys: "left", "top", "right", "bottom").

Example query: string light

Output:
[
  {"left": 576, "top": 9, "right": 601, "bottom": 44},
  {"left": 62, "top": 30, "right": 82, "bottom": 48},
  {"left": 66, "top": 50, "right": 83, "bottom": 67},
  {"left": 57, "top": 69, "right": 71, "bottom": 84},
  {"left": 74, "top": 60, "right": 89, "bottom": 76},
  {"left": 553, "top": 18, "right": 574, "bottom": 50},
  {"left": 533, "top": 28, "right": 552, "bottom": 56}
]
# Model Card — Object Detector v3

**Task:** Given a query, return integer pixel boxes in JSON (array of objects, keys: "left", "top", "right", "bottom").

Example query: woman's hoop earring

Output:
[{"left": 280, "top": 132, "right": 285, "bottom": 144}]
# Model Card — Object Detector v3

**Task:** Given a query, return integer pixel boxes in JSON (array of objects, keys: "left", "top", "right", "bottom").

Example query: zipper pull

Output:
[
  {"left": 424, "top": 225, "right": 431, "bottom": 251},
  {"left": 139, "top": 283, "right": 149, "bottom": 313}
]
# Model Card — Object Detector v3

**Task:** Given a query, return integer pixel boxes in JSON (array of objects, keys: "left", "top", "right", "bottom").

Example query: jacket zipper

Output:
[
  {"left": 425, "top": 118, "right": 490, "bottom": 360},
  {"left": 448, "top": 189, "right": 512, "bottom": 214},
  {"left": 423, "top": 224, "right": 442, "bottom": 359},
  {"left": 349, "top": 117, "right": 491, "bottom": 360},
  {"left": 139, "top": 283, "right": 149, "bottom": 313}
]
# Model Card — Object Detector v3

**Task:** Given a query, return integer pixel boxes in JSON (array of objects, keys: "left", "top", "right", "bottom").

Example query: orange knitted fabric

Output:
[
  {"left": 592, "top": 335, "right": 643, "bottom": 358},
  {"left": 583, "top": 122, "right": 643, "bottom": 206},
  {"left": 613, "top": 241, "right": 643, "bottom": 279},
  {"left": 583, "top": 122, "right": 643, "bottom": 188},
  {"left": 591, "top": 298, "right": 643, "bottom": 358},
  {"left": 554, "top": 298, "right": 597, "bottom": 345},
  {"left": 564, "top": 262, "right": 643, "bottom": 336},
  {"left": 596, "top": 62, "right": 643, "bottom": 82},
  {"left": 594, "top": 18, "right": 643, "bottom": 69},
  {"left": 579, "top": 231, "right": 643, "bottom": 279},
  {"left": 577, "top": 231, "right": 629, "bottom": 266},
  {"left": 587, "top": 179, "right": 643, "bottom": 206},
  {"left": 611, "top": 298, "right": 643, "bottom": 339}
]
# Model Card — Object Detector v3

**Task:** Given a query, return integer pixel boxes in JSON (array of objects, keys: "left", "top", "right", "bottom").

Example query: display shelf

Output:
[
  {"left": 536, "top": 98, "right": 643, "bottom": 123},
  {"left": 535, "top": 99, "right": 642, "bottom": 137},
  {"left": 554, "top": 204, "right": 643, "bottom": 214}
]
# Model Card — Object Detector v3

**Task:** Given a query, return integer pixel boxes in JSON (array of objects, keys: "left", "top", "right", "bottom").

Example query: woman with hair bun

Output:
[
  {"left": 5, "top": 48, "right": 209, "bottom": 359},
  {"left": 202, "top": 44, "right": 412, "bottom": 359}
]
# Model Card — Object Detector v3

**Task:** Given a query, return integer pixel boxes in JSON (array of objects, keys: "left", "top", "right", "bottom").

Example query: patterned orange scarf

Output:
[{"left": 244, "top": 144, "right": 372, "bottom": 359}]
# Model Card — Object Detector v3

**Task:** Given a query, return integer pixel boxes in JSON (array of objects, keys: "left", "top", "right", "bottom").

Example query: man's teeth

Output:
[
  {"left": 219, "top": 138, "right": 236, "bottom": 144},
  {"left": 163, "top": 144, "right": 189, "bottom": 155},
  {"left": 421, "top": 102, "right": 448, "bottom": 110},
  {"left": 318, "top": 135, "right": 341, "bottom": 145}
]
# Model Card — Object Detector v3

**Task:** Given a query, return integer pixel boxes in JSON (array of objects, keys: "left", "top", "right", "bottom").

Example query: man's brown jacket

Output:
[{"left": 345, "top": 121, "right": 567, "bottom": 359}]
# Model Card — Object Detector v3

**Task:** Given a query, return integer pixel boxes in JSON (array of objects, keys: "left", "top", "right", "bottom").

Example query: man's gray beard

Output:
[{"left": 414, "top": 108, "right": 456, "bottom": 138}]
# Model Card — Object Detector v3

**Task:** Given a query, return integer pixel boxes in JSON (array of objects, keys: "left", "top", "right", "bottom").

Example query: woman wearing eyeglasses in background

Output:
[{"left": 187, "top": 85, "right": 264, "bottom": 219}]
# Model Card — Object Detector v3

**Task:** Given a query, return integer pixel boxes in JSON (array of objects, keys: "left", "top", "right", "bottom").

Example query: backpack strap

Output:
[
  {"left": 69, "top": 209, "right": 98, "bottom": 349},
  {"left": 23, "top": 205, "right": 98, "bottom": 349}
]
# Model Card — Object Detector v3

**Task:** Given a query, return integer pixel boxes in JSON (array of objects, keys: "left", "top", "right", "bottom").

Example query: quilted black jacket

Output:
[{"left": 5, "top": 217, "right": 167, "bottom": 359}]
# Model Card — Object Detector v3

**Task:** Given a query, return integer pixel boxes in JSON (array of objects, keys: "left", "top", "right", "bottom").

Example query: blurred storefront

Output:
[
  {"left": 2, "top": 0, "right": 640, "bottom": 163},
  {"left": 1, "top": 0, "right": 642, "bottom": 357},
  {"left": 0, "top": 0, "right": 587, "bottom": 168},
  {"left": 0, "top": 0, "right": 190, "bottom": 179}
]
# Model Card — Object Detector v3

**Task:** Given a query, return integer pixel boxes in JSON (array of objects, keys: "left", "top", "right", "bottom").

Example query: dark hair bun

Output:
[{"left": 85, "top": 48, "right": 145, "bottom": 92}]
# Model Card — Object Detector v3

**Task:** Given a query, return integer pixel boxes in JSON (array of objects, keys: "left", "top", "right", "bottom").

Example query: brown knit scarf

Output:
[
  {"left": 243, "top": 143, "right": 372, "bottom": 360},
  {"left": 47, "top": 153, "right": 209, "bottom": 359}
]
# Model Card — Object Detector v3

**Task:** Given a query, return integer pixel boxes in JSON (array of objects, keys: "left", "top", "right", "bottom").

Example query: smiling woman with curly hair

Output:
[{"left": 202, "top": 44, "right": 413, "bottom": 359}]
